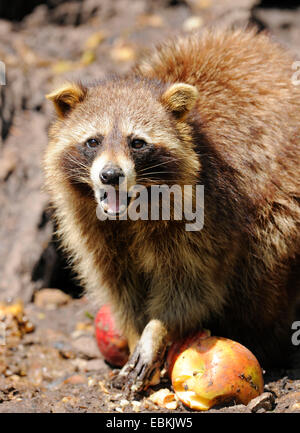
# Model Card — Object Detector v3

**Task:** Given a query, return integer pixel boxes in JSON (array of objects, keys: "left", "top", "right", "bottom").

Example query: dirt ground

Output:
[
  {"left": 1, "top": 293, "right": 300, "bottom": 413},
  {"left": 0, "top": 0, "right": 300, "bottom": 414}
]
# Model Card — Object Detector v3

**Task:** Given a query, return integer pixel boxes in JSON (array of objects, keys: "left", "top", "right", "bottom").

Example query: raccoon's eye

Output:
[
  {"left": 130, "top": 138, "right": 147, "bottom": 150},
  {"left": 85, "top": 138, "right": 100, "bottom": 149}
]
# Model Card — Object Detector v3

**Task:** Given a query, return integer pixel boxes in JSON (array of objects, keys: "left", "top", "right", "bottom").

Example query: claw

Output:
[{"left": 111, "top": 319, "right": 169, "bottom": 396}]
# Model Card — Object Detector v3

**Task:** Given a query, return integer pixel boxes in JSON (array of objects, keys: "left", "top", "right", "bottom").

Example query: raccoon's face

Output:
[{"left": 46, "top": 78, "right": 200, "bottom": 217}]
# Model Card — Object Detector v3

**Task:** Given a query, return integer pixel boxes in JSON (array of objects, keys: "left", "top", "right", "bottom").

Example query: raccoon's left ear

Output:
[
  {"left": 46, "top": 82, "right": 87, "bottom": 118},
  {"left": 161, "top": 83, "right": 198, "bottom": 120}
]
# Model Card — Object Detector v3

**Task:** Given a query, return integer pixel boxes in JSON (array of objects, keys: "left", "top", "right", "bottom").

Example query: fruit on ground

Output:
[
  {"left": 166, "top": 331, "right": 264, "bottom": 411},
  {"left": 94, "top": 304, "right": 129, "bottom": 367}
]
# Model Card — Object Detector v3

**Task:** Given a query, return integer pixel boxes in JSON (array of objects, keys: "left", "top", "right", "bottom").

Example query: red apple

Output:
[
  {"left": 94, "top": 304, "right": 129, "bottom": 367},
  {"left": 166, "top": 332, "right": 264, "bottom": 411}
]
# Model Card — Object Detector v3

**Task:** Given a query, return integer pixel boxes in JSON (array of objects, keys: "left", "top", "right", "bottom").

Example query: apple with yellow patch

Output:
[{"left": 166, "top": 331, "right": 264, "bottom": 411}]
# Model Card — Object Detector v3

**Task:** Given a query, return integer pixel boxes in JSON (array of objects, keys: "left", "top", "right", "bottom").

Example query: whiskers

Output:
[
  {"left": 63, "top": 152, "right": 93, "bottom": 187},
  {"left": 137, "top": 156, "right": 182, "bottom": 186},
  {"left": 136, "top": 172, "right": 183, "bottom": 186},
  {"left": 137, "top": 155, "right": 186, "bottom": 174}
]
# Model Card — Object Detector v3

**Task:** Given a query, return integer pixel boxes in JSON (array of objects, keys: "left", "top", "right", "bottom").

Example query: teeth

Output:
[
  {"left": 99, "top": 193, "right": 128, "bottom": 216},
  {"left": 106, "top": 204, "right": 127, "bottom": 216}
]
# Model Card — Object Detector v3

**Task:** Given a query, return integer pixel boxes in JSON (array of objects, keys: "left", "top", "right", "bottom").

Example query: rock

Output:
[
  {"left": 252, "top": 6, "right": 300, "bottom": 57},
  {"left": 182, "top": 16, "right": 203, "bottom": 32},
  {"left": 291, "top": 402, "right": 300, "bottom": 412},
  {"left": 71, "top": 358, "right": 88, "bottom": 371},
  {"left": 0, "top": 148, "right": 17, "bottom": 182},
  {"left": 52, "top": 340, "right": 76, "bottom": 359},
  {"left": 71, "top": 335, "right": 101, "bottom": 360},
  {"left": 131, "top": 400, "right": 142, "bottom": 412},
  {"left": 186, "top": 0, "right": 260, "bottom": 30},
  {"left": 275, "top": 391, "right": 300, "bottom": 413},
  {"left": 22, "top": 5, "right": 48, "bottom": 28},
  {"left": 34, "top": 289, "right": 71, "bottom": 309},
  {"left": 247, "top": 392, "right": 275, "bottom": 412},
  {"left": 63, "top": 374, "right": 86, "bottom": 385},
  {"left": 82, "top": 359, "right": 107, "bottom": 372},
  {"left": 209, "top": 404, "right": 251, "bottom": 413},
  {"left": 0, "top": 75, "right": 15, "bottom": 144},
  {"left": 0, "top": 111, "right": 53, "bottom": 303}
]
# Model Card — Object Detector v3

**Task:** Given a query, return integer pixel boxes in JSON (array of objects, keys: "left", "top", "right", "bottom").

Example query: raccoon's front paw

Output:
[
  {"left": 112, "top": 319, "right": 169, "bottom": 395},
  {"left": 112, "top": 345, "right": 161, "bottom": 394}
]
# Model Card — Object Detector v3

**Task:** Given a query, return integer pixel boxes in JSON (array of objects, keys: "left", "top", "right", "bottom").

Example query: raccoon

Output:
[{"left": 44, "top": 28, "right": 300, "bottom": 392}]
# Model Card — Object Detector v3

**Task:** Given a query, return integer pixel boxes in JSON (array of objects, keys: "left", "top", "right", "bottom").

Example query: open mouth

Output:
[{"left": 99, "top": 188, "right": 132, "bottom": 217}]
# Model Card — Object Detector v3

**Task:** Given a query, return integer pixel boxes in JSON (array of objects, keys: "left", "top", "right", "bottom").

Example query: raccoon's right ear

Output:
[{"left": 46, "top": 83, "right": 87, "bottom": 118}]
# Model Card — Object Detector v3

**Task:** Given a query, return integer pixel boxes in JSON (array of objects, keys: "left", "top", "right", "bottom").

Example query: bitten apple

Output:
[
  {"left": 166, "top": 332, "right": 264, "bottom": 411},
  {"left": 94, "top": 304, "right": 129, "bottom": 367}
]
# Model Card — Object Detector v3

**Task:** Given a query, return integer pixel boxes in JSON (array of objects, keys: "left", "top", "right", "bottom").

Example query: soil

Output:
[{"left": 0, "top": 0, "right": 299, "bottom": 414}]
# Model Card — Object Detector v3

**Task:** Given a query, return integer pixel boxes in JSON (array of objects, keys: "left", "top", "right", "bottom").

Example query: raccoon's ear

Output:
[
  {"left": 46, "top": 83, "right": 87, "bottom": 118},
  {"left": 161, "top": 83, "right": 198, "bottom": 119}
]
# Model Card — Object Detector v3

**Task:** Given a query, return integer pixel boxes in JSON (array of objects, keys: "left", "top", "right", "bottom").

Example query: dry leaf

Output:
[
  {"left": 80, "top": 49, "right": 96, "bottom": 66},
  {"left": 98, "top": 380, "right": 109, "bottom": 394},
  {"left": 76, "top": 322, "right": 93, "bottom": 332},
  {"left": 111, "top": 42, "right": 136, "bottom": 62},
  {"left": 0, "top": 300, "right": 24, "bottom": 319},
  {"left": 51, "top": 60, "right": 77, "bottom": 75},
  {"left": 84, "top": 31, "right": 106, "bottom": 50}
]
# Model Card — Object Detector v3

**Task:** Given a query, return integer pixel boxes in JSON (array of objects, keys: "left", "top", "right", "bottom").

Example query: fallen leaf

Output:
[
  {"left": 110, "top": 42, "right": 136, "bottom": 62},
  {"left": 84, "top": 31, "right": 106, "bottom": 50}
]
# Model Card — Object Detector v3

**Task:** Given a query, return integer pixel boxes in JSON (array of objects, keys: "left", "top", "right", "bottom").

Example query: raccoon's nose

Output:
[{"left": 100, "top": 165, "right": 124, "bottom": 185}]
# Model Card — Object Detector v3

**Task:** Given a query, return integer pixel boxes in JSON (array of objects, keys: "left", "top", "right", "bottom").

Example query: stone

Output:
[{"left": 247, "top": 392, "right": 275, "bottom": 412}]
